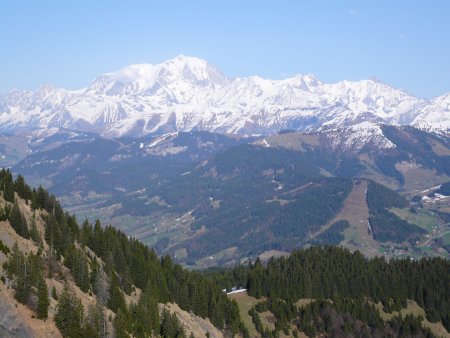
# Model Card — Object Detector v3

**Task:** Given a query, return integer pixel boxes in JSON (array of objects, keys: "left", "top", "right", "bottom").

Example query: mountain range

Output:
[
  {"left": 0, "top": 56, "right": 449, "bottom": 268},
  {"left": 1, "top": 55, "right": 449, "bottom": 137}
]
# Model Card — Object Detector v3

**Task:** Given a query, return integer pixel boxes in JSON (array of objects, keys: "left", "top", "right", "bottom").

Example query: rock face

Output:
[
  {"left": 0, "top": 288, "right": 36, "bottom": 338},
  {"left": 0, "top": 56, "right": 448, "bottom": 137}
]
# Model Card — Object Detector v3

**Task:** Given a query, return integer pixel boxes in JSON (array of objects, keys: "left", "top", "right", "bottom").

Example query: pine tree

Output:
[
  {"left": 14, "top": 175, "right": 31, "bottom": 202},
  {"left": 36, "top": 186, "right": 48, "bottom": 210},
  {"left": 113, "top": 309, "right": 130, "bottom": 338},
  {"left": 29, "top": 213, "right": 40, "bottom": 244},
  {"left": 9, "top": 201, "right": 28, "bottom": 238},
  {"left": 160, "top": 309, "right": 186, "bottom": 338},
  {"left": 135, "top": 285, "right": 159, "bottom": 336},
  {"left": 30, "top": 188, "right": 38, "bottom": 211},
  {"left": 55, "top": 285, "right": 85, "bottom": 337},
  {"left": 36, "top": 275, "right": 50, "bottom": 320},
  {"left": 14, "top": 258, "right": 30, "bottom": 304},
  {"left": 5, "top": 244, "right": 33, "bottom": 305},
  {"left": 108, "top": 274, "right": 127, "bottom": 313},
  {"left": 19, "top": 211, "right": 29, "bottom": 239},
  {"left": 4, "top": 242, "right": 22, "bottom": 277},
  {"left": 27, "top": 252, "right": 43, "bottom": 288},
  {"left": 1, "top": 169, "right": 15, "bottom": 203}
]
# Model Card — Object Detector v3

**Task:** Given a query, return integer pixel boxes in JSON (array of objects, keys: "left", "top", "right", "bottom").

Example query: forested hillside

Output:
[
  {"left": 366, "top": 181, "right": 427, "bottom": 243},
  {"left": 0, "top": 168, "right": 245, "bottom": 337},
  {"left": 211, "top": 246, "right": 450, "bottom": 337}
]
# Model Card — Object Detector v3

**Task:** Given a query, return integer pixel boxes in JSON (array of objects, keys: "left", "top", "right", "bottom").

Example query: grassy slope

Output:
[
  {"left": 228, "top": 292, "right": 265, "bottom": 338},
  {"left": 375, "top": 300, "right": 450, "bottom": 338},
  {"left": 230, "top": 292, "right": 450, "bottom": 338},
  {"left": 333, "top": 180, "right": 382, "bottom": 257},
  {"left": 391, "top": 208, "right": 439, "bottom": 232}
]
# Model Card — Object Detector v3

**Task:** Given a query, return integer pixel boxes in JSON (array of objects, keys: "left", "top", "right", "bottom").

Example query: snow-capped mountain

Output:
[
  {"left": 408, "top": 93, "right": 450, "bottom": 132},
  {"left": 0, "top": 55, "right": 447, "bottom": 137}
]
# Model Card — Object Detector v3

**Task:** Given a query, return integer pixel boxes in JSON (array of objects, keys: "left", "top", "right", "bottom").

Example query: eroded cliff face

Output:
[
  {"left": 0, "top": 285, "right": 35, "bottom": 338},
  {"left": 0, "top": 280, "right": 62, "bottom": 338}
]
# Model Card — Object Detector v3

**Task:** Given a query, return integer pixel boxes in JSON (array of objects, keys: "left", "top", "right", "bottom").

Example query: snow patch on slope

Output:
[{"left": 324, "top": 122, "right": 396, "bottom": 152}]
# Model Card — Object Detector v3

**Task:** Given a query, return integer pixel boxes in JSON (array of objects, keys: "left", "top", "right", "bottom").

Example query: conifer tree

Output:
[
  {"left": 1, "top": 169, "right": 15, "bottom": 203},
  {"left": 134, "top": 285, "right": 159, "bottom": 335},
  {"left": 20, "top": 211, "right": 29, "bottom": 239},
  {"left": 4, "top": 242, "right": 22, "bottom": 277},
  {"left": 14, "top": 175, "right": 32, "bottom": 203},
  {"left": 14, "top": 258, "right": 30, "bottom": 304},
  {"left": 65, "top": 246, "right": 90, "bottom": 292},
  {"left": 27, "top": 251, "right": 43, "bottom": 288},
  {"left": 108, "top": 274, "right": 127, "bottom": 313},
  {"left": 113, "top": 309, "right": 130, "bottom": 338},
  {"left": 160, "top": 309, "right": 186, "bottom": 338},
  {"left": 9, "top": 201, "right": 29, "bottom": 238},
  {"left": 36, "top": 275, "right": 50, "bottom": 320},
  {"left": 4, "top": 243, "right": 32, "bottom": 305},
  {"left": 29, "top": 213, "right": 40, "bottom": 244},
  {"left": 55, "top": 285, "right": 85, "bottom": 338},
  {"left": 36, "top": 186, "right": 48, "bottom": 210}
]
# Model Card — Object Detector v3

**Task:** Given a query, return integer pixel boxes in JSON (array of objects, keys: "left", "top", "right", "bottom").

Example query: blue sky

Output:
[{"left": 1, "top": 1, "right": 449, "bottom": 98}]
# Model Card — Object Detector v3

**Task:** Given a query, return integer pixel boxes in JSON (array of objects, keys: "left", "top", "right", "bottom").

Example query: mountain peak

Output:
[
  {"left": 87, "top": 56, "right": 228, "bottom": 95},
  {"left": 286, "top": 74, "right": 322, "bottom": 90},
  {"left": 169, "top": 54, "right": 209, "bottom": 65},
  {"left": 161, "top": 55, "right": 228, "bottom": 86},
  {"left": 368, "top": 75, "right": 384, "bottom": 83}
]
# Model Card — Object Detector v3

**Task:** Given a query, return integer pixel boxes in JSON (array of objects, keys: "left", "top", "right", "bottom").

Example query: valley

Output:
[{"left": 0, "top": 124, "right": 446, "bottom": 267}]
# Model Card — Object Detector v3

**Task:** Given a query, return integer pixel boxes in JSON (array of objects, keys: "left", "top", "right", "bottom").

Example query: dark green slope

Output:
[
  {"left": 366, "top": 181, "right": 427, "bottom": 243},
  {"left": 135, "top": 144, "right": 353, "bottom": 263},
  {"left": 130, "top": 140, "right": 438, "bottom": 264}
]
